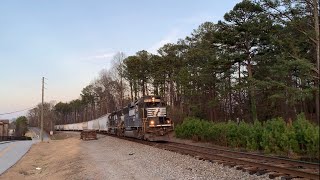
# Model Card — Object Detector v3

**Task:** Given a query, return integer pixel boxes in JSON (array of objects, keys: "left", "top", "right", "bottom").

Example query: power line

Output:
[{"left": 0, "top": 106, "right": 36, "bottom": 116}]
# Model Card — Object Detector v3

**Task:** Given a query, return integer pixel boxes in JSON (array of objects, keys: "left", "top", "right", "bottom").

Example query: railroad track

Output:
[
  {"left": 109, "top": 135, "right": 319, "bottom": 179},
  {"left": 160, "top": 142, "right": 319, "bottom": 180}
]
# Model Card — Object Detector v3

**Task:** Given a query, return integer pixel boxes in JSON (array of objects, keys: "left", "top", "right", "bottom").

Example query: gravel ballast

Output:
[
  {"left": 81, "top": 135, "right": 272, "bottom": 180},
  {"left": 1, "top": 132, "right": 276, "bottom": 180}
]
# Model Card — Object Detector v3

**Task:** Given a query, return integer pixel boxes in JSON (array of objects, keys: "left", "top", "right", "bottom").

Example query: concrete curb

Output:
[{"left": 0, "top": 141, "right": 11, "bottom": 144}]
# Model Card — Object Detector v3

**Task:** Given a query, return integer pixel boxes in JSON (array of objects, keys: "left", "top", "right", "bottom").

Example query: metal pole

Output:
[{"left": 40, "top": 77, "right": 44, "bottom": 142}]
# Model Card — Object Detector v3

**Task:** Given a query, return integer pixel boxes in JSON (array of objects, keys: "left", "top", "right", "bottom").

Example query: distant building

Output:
[{"left": 0, "top": 120, "right": 10, "bottom": 137}]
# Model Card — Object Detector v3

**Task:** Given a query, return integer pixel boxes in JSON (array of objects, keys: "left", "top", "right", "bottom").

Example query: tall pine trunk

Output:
[
  {"left": 228, "top": 73, "right": 233, "bottom": 120},
  {"left": 247, "top": 60, "right": 257, "bottom": 121},
  {"left": 130, "top": 81, "right": 133, "bottom": 101},
  {"left": 312, "top": 0, "right": 320, "bottom": 123}
]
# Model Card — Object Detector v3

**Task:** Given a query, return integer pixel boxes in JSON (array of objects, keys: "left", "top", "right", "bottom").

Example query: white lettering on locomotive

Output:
[{"left": 146, "top": 108, "right": 166, "bottom": 117}]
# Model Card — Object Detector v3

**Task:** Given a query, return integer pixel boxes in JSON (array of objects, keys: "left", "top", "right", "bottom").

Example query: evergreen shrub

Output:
[{"left": 174, "top": 115, "right": 319, "bottom": 158}]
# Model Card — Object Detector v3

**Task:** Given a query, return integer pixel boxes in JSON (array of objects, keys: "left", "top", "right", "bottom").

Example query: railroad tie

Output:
[
  {"left": 268, "top": 172, "right": 286, "bottom": 179},
  {"left": 244, "top": 167, "right": 259, "bottom": 175}
]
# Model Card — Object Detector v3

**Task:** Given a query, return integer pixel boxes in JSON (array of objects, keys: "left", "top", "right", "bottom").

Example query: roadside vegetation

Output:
[
  {"left": 14, "top": 116, "right": 28, "bottom": 136},
  {"left": 175, "top": 114, "right": 319, "bottom": 159}
]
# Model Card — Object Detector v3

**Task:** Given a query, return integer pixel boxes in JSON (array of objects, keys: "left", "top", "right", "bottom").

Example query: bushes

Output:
[
  {"left": 260, "top": 118, "right": 299, "bottom": 154},
  {"left": 174, "top": 118, "right": 200, "bottom": 139},
  {"left": 293, "top": 114, "right": 319, "bottom": 158},
  {"left": 247, "top": 121, "right": 263, "bottom": 150},
  {"left": 175, "top": 115, "right": 319, "bottom": 158}
]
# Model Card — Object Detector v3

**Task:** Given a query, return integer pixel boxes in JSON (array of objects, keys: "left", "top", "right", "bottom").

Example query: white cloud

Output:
[
  {"left": 86, "top": 52, "right": 116, "bottom": 60},
  {"left": 181, "top": 15, "right": 214, "bottom": 25},
  {"left": 178, "top": 12, "right": 221, "bottom": 26},
  {"left": 148, "top": 29, "right": 180, "bottom": 54},
  {"left": 180, "top": 13, "right": 217, "bottom": 24}
]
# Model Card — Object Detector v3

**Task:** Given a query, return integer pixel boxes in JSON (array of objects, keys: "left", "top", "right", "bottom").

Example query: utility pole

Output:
[{"left": 40, "top": 77, "right": 44, "bottom": 142}]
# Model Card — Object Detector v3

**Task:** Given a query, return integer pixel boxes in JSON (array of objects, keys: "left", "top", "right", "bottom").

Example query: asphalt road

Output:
[{"left": 0, "top": 127, "right": 50, "bottom": 175}]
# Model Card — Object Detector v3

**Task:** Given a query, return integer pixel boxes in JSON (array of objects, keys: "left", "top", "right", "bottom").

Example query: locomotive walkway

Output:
[{"left": 0, "top": 127, "right": 49, "bottom": 175}]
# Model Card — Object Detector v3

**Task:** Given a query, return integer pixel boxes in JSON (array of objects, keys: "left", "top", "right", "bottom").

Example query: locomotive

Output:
[{"left": 54, "top": 96, "right": 174, "bottom": 141}]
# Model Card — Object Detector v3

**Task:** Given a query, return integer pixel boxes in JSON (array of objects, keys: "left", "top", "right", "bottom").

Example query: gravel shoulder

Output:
[{"left": 1, "top": 132, "right": 272, "bottom": 180}]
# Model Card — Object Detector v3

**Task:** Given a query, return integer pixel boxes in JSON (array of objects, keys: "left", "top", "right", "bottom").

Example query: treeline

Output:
[
  {"left": 121, "top": 0, "right": 319, "bottom": 123},
  {"left": 27, "top": 102, "right": 55, "bottom": 132},
  {"left": 8, "top": 116, "right": 28, "bottom": 136},
  {"left": 14, "top": 116, "right": 28, "bottom": 136},
  {"left": 29, "top": 0, "right": 319, "bottom": 127}
]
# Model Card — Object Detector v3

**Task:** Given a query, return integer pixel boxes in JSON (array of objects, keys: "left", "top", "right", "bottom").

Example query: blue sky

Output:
[{"left": 0, "top": 0, "right": 240, "bottom": 119}]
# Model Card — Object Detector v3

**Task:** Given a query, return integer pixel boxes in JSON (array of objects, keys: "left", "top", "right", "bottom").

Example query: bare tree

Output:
[{"left": 111, "top": 52, "right": 127, "bottom": 108}]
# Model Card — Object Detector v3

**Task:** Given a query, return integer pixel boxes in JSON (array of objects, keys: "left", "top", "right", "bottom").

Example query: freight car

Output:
[
  {"left": 54, "top": 96, "right": 174, "bottom": 141},
  {"left": 54, "top": 114, "right": 109, "bottom": 132}
]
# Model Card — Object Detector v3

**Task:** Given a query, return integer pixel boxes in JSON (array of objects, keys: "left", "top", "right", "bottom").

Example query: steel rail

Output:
[
  {"left": 163, "top": 143, "right": 319, "bottom": 180},
  {"left": 167, "top": 142, "right": 319, "bottom": 170},
  {"left": 105, "top": 134, "right": 319, "bottom": 179}
]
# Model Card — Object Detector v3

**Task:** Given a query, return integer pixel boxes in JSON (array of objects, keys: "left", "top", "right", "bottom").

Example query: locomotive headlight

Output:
[
  {"left": 149, "top": 120, "right": 155, "bottom": 125},
  {"left": 166, "top": 120, "right": 171, "bottom": 124}
]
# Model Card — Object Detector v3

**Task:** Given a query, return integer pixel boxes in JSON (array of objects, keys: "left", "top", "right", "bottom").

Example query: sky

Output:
[{"left": 0, "top": 0, "right": 240, "bottom": 119}]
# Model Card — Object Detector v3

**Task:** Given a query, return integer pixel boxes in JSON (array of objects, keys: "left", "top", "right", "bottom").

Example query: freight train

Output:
[{"left": 54, "top": 96, "right": 174, "bottom": 141}]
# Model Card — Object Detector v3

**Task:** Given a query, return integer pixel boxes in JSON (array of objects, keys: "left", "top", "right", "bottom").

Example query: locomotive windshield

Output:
[{"left": 145, "top": 102, "right": 165, "bottom": 107}]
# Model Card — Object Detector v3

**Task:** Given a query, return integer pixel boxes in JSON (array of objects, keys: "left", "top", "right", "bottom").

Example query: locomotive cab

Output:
[
  {"left": 138, "top": 96, "right": 174, "bottom": 140},
  {"left": 141, "top": 96, "right": 170, "bottom": 126},
  {"left": 122, "top": 95, "right": 174, "bottom": 141}
]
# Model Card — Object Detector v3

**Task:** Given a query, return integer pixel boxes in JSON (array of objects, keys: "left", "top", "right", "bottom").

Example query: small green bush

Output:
[
  {"left": 224, "top": 121, "right": 238, "bottom": 147},
  {"left": 261, "top": 118, "right": 287, "bottom": 153},
  {"left": 246, "top": 121, "right": 263, "bottom": 151},
  {"left": 293, "top": 114, "right": 319, "bottom": 158},
  {"left": 175, "top": 117, "right": 203, "bottom": 139},
  {"left": 208, "top": 123, "right": 225, "bottom": 144},
  {"left": 236, "top": 121, "right": 251, "bottom": 148}
]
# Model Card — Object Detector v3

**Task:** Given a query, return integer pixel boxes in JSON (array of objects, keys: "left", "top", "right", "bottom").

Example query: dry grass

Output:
[
  {"left": 51, "top": 131, "right": 79, "bottom": 140},
  {"left": 0, "top": 136, "right": 83, "bottom": 180}
]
